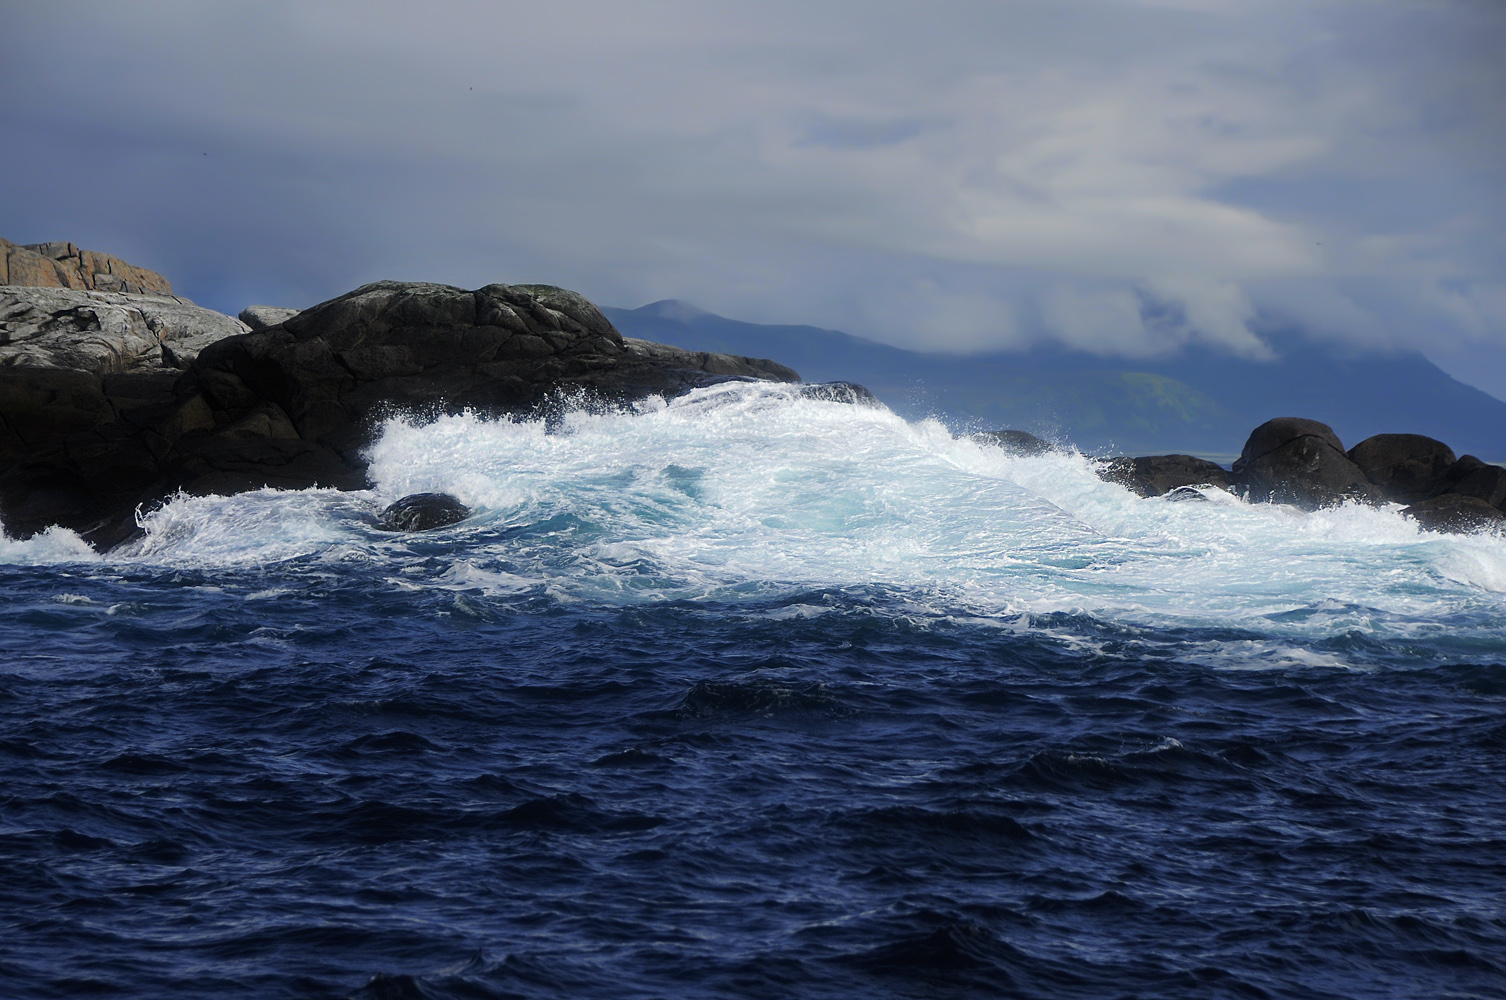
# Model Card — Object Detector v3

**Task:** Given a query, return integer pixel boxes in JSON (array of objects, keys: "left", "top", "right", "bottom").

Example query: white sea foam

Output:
[{"left": 8, "top": 381, "right": 1506, "bottom": 648}]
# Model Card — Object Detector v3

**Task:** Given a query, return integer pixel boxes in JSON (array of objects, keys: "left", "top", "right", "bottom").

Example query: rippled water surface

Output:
[{"left": 2, "top": 384, "right": 1504, "bottom": 999}]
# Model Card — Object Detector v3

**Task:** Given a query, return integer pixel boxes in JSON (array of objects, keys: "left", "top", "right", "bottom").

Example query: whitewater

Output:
[{"left": 3, "top": 382, "right": 1504, "bottom": 999}]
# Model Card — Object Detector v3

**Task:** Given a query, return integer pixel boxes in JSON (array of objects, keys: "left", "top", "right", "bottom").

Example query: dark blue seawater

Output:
[{"left": 3, "top": 388, "right": 1505, "bottom": 998}]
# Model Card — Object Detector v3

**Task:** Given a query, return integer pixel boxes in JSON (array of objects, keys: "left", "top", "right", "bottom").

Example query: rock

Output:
[
  {"left": 796, "top": 382, "right": 879, "bottom": 405},
  {"left": 1422, "top": 455, "right": 1506, "bottom": 509},
  {"left": 621, "top": 337, "right": 798, "bottom": 382},
  {"left": 238, "top": 305, "right": 301, "bottom": 331},
  {"left": 1347, "top": 433, "right": 1456, "bottom": 503},
  {"left": 1, "top": 286, "right": 249, "bottom": 373},
  {"left": 974, "top": 429, "right": 1054, "bottom": 455},
  {"left": 0, "top": 279, "right": 802, "bottom": 549},
  {"left": 377, "top": 492, "right": 470, "bottom": 531},
  {"left": 1, "top": 237, "right": 173, "bottom": 295},
  {"left": 1402, "top": 494, "right": 1506, "bottom": 533},
  {"left": 1100, "top": 454, "right": 1230, "bottom": 498},
  {"left": 1231, "top": 417, "right": 1379, "bottom": 509}
]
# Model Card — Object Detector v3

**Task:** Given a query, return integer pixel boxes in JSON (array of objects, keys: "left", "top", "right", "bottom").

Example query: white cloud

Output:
[{"left": 0, "top": 0, "right": 1501, "bottom": 376}]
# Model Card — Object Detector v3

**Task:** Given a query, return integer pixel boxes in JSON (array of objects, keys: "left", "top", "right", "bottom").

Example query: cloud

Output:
[{"left": 0, "top": 0, "right": 1501, "bottom": 382}]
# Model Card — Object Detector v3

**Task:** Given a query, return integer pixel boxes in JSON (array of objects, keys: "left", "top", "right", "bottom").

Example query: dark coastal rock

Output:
[
  {"left": 0, "top": 279, "right": 801, "bottom": 549},
  {"left": 378, "top": 493, "right": 470, "bottom": 531},
  {"left": 1422, "top": 455, "right": 1506, "bottom": 509},
  {"left": 974, "top": 429, "right": 1054, "bottom": 455},
  {"left": 796, "top": 381, "right": 879, "bottom": 405},
  {"left": 1402, "top": 494, "right": 1506, "bottom": 533},
  {"left": 1, "top": 237, "right": 173, "bottom": 295},
  {"left": 1347, "top": 433, "right": 1456, "bottom": 503},
  {"left": 1101, "top": 454, "right": 1230, "bottom": 498},
  {"left": 238, "top": 305, "right": 300, "bottom": 331},
  {"left": 1231, "top": 417, "right": 1378, "bottom": 509}
]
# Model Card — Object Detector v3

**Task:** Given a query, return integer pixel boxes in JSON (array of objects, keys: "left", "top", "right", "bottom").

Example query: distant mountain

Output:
[{"left": 604, "top": 301, "right": 1506, "bottom": 460}]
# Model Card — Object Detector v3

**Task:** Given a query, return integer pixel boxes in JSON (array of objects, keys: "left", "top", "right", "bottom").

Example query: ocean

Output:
[{"left": 2, "top": 381, "right": 1503, "bottom": 999}]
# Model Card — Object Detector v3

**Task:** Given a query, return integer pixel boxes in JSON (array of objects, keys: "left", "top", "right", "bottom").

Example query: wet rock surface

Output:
[
  {"left": 378, "top": 492, "right": 470, "bottom": 531},
  {"left": 1101, "top": 454, "right": 1231, "bottom": 498},
  {"left": 1401, "top": 494, "right": 1506, "bottom": 533}
]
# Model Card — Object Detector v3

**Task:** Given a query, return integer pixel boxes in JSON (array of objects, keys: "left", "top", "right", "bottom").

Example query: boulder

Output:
[
  {"left": 974, "top": 429, "right": 1054, "bottom": 455},
  {"left": 1402, "top": 494, "right": 1506, "bottom": 533},
  {"left": 1, "top": 237, "right": 173, "bottom": 295},
  {"left": 1231, "top": 417, "right": 1378, "bottom": 509},
  {"left": 1422, "top": 455, "right": 1506, "bottom": 509},
  {"left": 1347, "top": 433, "right": 1456, "bottom": 503},
  {"left": 377, "top": 493, "right": 470, "bottom": 531},
  {"left": 1, "top": 286, "right": 249, "bottom": 373},
  {"left": 0, "top": 279, "right": 802, "bottom": 549},
  {"left": 1100, "top": 454, "right": 1230, "bottom": 498},
  {"left": 238, "top": 305, "right": 301, "bottom": 331}
]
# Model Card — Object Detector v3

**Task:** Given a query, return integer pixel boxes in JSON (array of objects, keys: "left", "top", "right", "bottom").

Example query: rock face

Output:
[
  {"left": 1, "top": 286, "right": 249, "bottom": 373},
  {"left": 1, "top": 238, "right": 173, "bottom": 295},
  {"left": 1422, "top": 455, "right": 1506, "bottom": 508},
  {"left": 1347, "top": 433, "right": 1456, "bottom": 504},
  {"left": 1401, "top": 494, "right": 1506, "bottom": 533},
  {"left": 1231, "top": 417, "right": 1378, "bottom": 509},
  {"left": 1101, "top": 454, "right": 1231, "bottom": 498},
  {"left": 239, "top": 305, "right": 301, "bottom": 331},
  {"left": 0, "top": 280, "right": 801, "bottom": 549},
  {"left": 378, "top": 493, "right": 470, "bottom": 531},
  {"left": 975, "top": 429, "right": 1054, "bottom": 456}
]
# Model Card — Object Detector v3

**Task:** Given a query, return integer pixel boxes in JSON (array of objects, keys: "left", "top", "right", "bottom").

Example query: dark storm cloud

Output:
[{"left": 1, "top": 1, "right": 1502, "bottom": 385}]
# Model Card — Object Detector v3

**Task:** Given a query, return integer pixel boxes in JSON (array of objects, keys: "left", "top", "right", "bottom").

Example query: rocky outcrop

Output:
[
  {"left": 1, "top": 286, "right": 249, "bottom": 373},
  {"left": 1101, "top": 454, "right": 1231, "bottom": 498},
  {"left": 1347, "top": 434, "right": 1456, "bottom": 504},
  {"left": 1, "top": 238, "right": 173, "bottom": 295},
  {"left": 0, "top": 280, "right": 802, "bottom": 549},
  {"left": 1231, "top": 417, "right": 1379, "bottom": 509},
  {"left": 1093, "top": 416, "right": 1506, "bottom": 533},
  {"left": 239, "top": 305, "right": 301, "bottom": 331}
]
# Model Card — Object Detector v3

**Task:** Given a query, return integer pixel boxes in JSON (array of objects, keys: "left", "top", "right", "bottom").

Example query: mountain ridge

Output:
[{"left": 604, "top": 301, "right": 1506, "bottom": 460}]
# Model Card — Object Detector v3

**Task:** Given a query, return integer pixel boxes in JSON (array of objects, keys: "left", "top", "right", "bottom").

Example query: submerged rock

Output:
[
  {"left": 378, "top": 493, "right": 470, "bottom": 532},
  {"left": 1347, "top": 433, "right": 1456, "bottom": 504},
  {"left": 1231, "top": 417, "right": 1378, "bottom": 509},
  {"left": 1402, "top": 493, "right": 1506, "bottom": 533},
  {"left": 974, "top": 429, "right": 1054, "bottom": 455},
  {"left": 1101, "top": 454, "right": 1230, "bottom": 498}
]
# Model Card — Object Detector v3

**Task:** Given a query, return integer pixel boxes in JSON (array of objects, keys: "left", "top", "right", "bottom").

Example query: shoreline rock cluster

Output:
[
  {"left": 3, "top": 239, "right": 1501, "bottom": 548},
  {"left": 1, "top": 247, "right": 799, "bottom": 549},
  {"left": 986, "top": 418, "right": 1506, "bottom": 532}
]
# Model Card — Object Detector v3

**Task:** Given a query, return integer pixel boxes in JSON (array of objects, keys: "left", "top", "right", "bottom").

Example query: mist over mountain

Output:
[{"left": 606, "top": 301, "right": 1506, "bottom": 460}]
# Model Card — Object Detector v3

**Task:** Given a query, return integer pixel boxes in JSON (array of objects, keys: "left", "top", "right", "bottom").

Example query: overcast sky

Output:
[{"left": 3, "top": 1, "right": 1504, "bottom": 391}]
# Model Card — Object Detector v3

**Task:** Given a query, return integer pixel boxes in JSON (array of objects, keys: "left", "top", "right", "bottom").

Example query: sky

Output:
[{"left": 3, "top": 1, "right": 1505, "bottom": 393}]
